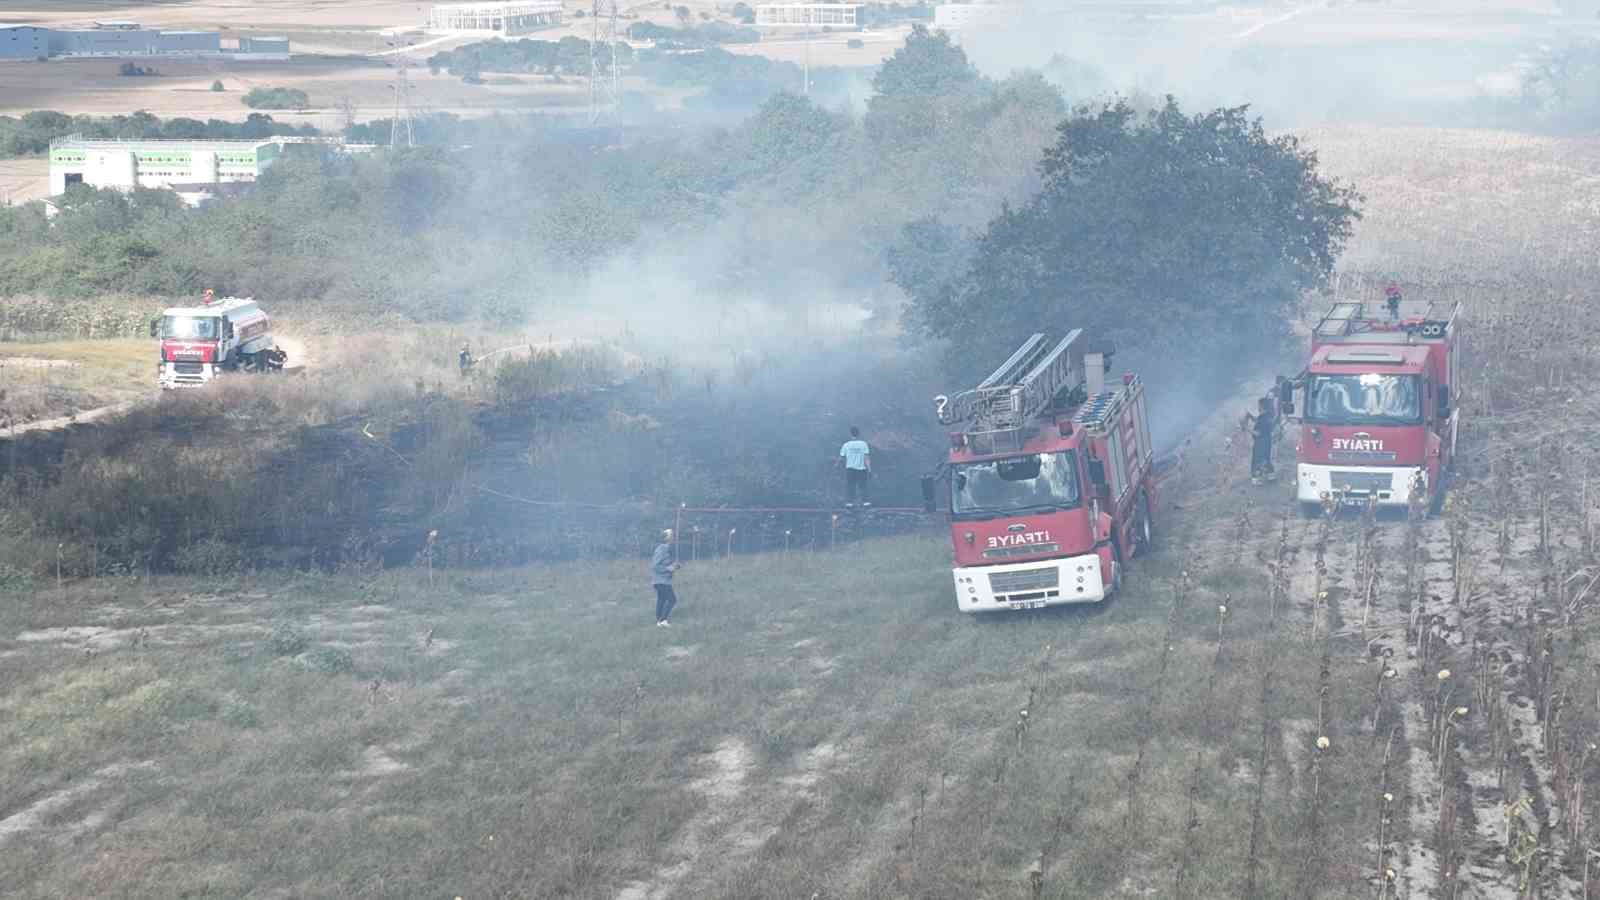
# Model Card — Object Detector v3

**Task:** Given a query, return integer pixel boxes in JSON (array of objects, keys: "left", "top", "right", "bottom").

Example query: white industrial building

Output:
[
  {"left": 48, "top": 138, "right": 283, "bottom": 196},
  {"left": 754, "top": 4, "right": 862, "bottom": 28},
  {"left": 427, "top": 2, "right": 565, "bottom": 34}
]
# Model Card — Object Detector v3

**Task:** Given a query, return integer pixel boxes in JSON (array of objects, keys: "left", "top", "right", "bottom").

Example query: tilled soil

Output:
[{"left": 1183, "top": 374, "right": 1599, "bottom": 899}]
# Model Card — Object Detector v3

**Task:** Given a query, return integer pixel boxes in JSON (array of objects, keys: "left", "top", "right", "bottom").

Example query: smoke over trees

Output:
[
  {"left": 0, "top": 29, "right": 1359, "bottom": 395},
  {"left": 898, "top": 98, "right": 1362, "bottom": 372}
]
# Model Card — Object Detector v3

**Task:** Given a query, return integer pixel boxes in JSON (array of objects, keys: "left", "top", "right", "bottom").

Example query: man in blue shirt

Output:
[
  {"left": 650, "top": 529, "right": 681, "bottom": 627},
  {"left": 838, "top": 426, "right": 872, "bottom": 508}
]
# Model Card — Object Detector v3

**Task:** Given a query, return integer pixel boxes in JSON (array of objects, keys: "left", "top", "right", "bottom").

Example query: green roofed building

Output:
[{"left": 48, "top": 137, "right": 281, "bottom": 196}]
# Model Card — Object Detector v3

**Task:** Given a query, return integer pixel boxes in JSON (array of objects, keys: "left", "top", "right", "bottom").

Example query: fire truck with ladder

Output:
[
  {"left": 1283, "top": 287, "right": 1461, "bottom": 515},
  {"left": 929, "top": 329, "right": 1158, "bottom": 613},
  {"left": 149, "top": 290, "right": 287, "bottom": 389}
]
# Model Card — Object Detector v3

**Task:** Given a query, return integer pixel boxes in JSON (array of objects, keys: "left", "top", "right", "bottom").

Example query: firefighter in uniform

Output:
[
  {"left": 1242, "top": 395, "right": 1277, "bottom": 484},
  {"left": 458, "top": 342, "right": 474, "bottom": 376}
]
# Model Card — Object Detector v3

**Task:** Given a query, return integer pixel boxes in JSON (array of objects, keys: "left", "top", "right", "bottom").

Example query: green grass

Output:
[
  {"left": 0, "top": 338, "right": 152, "bottom": 423},
  {"left": 0, "top": 470, "right": 1388, "bottom": 900}
]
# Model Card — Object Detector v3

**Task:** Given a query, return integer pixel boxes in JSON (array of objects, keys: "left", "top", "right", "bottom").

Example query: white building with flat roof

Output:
[
  {"left": 754, "top": 4, "right": 861, "bottom": 28},
  {"left": 49, "top": 138, "right": 283, "bottom": 195},
  {"left": 427, "top": 2, "right": 564, "bottom": 34}
]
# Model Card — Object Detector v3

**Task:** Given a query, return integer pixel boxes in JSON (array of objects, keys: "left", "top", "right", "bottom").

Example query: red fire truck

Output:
[
  {"left": 931, "top": 330, "right": 1158, "bottom": 613},
  {"left": 149, "top": 291, "right": 287, "bottom": 389},
  {"left": 1287, "top": 291, "right": 1461, "bottom": 514}
]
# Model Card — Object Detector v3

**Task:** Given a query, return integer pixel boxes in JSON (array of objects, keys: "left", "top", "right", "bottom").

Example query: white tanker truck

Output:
[{"left": 149, "top": 290, "right": 287, "bottom": 389}]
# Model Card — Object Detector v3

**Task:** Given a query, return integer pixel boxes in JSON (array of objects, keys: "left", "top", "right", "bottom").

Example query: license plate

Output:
[
  {"left": 1010, "top": 600, "right": 1046, "bottom": 610},
  {"left": 1340, "top": 495, "right": 1367, "bottom": 507}
]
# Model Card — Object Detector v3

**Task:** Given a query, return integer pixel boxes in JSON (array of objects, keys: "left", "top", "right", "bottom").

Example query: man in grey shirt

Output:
[{"left": 650, "top": 529, "right": 681, "bottom": 627}]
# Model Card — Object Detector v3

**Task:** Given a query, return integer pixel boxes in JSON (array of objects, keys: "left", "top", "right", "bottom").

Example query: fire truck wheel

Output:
[{"left": 1134, "top": 492, "right": 1154, "bottom": 555}]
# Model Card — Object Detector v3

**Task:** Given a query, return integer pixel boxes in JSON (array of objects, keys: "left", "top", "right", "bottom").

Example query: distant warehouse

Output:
[
  {"left": 426, "top": 2, "right": 565, "bottom": 35},
  {"left": 49, "top": 28, "right": 221, "bottom": 56},
  {"left": 0, "top": 21, "right": 289, "bottom": 60},
  {"left": 237, "top": 35, "right": 290, "bottom": 58},
  {"left": 0, "top": 24, "right": 49, "bottom": 59},
  {"left": 753, "top": 4, "right": 862, "bottom": 28},
  {"left": 49, "top": 137, "right": 282, "bottom": 197}
]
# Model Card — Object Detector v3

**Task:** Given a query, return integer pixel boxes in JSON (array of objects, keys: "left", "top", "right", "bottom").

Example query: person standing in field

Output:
[
  {"left": 650, "top": 529, "right": 681, "bottom": 627},
  {"left": 1241, "top": 395, "right": 1277, "bottom": 485},
  {"left": 839, "top": 426, "right": 872, "bottom": 508}
]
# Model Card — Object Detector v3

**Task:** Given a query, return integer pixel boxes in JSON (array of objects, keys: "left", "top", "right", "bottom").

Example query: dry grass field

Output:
[
  {"left": 1300, "top": 125, "right": 1600, "bottom": 283},
  {"left": 6, "top": 50, "right": 1600, "bottom": 897},
  {"left": 0, "top": 1, "right": 435, "bottom": 31},
  {"left": 0, "top": 56, "right": 593, "bottom": 125},
  {"left": 0, "top": 338, "right": 154, "bottom": 426},
  {"left": 3, "top": 124, "right": 1599, "bottom": 897}
]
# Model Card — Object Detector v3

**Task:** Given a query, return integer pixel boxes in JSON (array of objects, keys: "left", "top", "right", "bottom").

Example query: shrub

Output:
[
  {"left": 0, "top": 561, "right": 34, "bottom": 591},
  {"left": 119, "top": 62, "right": 158, "bottom": 77},
  {"left": 210, "top": 79, "right": 225, "bottom": 92},
  {"left": 304, "top": 646, "right": 354, "bottom": 674},
  {"left": 173, "top": 537, "right": 244, "bottom": 575},
  {"left": 243, "top": 86, "right": 310, "bottom": 110},
  {"left": 268, "top": 622, "right": 307, "bottom": 656}
]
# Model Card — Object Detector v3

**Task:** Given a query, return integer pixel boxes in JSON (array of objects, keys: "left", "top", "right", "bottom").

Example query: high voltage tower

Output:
[
  {"left": 588, "top": 0, "right": 620, "bottom": 123},
  {"left": 390, "top": 59, "right": 416, "bottom": 148},
  {"left": 381, "top": 33, "right": 416, "bottom": 149}
]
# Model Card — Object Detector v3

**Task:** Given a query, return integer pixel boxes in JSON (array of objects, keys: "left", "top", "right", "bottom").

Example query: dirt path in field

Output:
[
  {"left": 0, "top": 761, "right": 156, "bottom": 849},
  {"left": 0, "top": 400, "right": 142, "bottom": 439}
]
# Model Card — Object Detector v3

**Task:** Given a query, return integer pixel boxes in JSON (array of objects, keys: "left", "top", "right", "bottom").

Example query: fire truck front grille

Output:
[
  {"left": 1331, "top": 471, "right": 1393, "bottom": 493},
  {"left": 174, "top": 362, "right": 205, "bottom": 375},
  {"left": 983, "top": 544, "right": 1059, "bottom": 560},
  {"left": 989, "top": 568, "right": 1059, "bottom": 595}
]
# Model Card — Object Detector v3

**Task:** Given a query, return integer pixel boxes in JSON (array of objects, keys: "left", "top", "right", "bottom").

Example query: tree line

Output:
[{"left": 0, "top": 110, "right": 318, "bottom": 159}]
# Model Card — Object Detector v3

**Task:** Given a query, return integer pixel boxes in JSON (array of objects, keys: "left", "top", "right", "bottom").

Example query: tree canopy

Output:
[{"left": 899, "top": 97, "right": 1362, "bottom": 371}]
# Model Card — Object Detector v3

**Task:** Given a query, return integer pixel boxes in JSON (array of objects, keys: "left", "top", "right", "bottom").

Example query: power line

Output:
[
  {"left": 385, "top": 37, "right": 416, "bottom": 149},
  {"left": 589, "top": 0, "right": 621, "bottom": 123}
]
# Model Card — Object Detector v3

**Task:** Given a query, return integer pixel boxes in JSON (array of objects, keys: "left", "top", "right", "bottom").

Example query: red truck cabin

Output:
[
  {"left": 945, "top": 376, "right": 1154, "bottom": 613},
  {"left": 1294, "top": 299, "right": 1460, "bottom": 510}
]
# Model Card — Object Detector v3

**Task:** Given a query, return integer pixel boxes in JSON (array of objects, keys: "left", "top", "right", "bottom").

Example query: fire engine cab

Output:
[{"left": 1286, "top": 292, "right": 1461, "bottom": 514}]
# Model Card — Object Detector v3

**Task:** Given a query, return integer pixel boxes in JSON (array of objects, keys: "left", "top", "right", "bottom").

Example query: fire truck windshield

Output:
[
  {"left": 162, "top": 315, "right": 219, "bottom": 340},
  {"left": 1306, "top": 373, "right": 1421, "bottom": 426},
  {"left": 950, "top": 450, "right": 1081, "bottom": 517}
]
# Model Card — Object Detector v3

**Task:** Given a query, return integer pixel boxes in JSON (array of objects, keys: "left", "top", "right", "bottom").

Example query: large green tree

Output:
[
  {"left": 865, "top": 24, "right": 986, "bottom": 153},
  {"left": 900, "top": 97, "right": 1361, "bottom": 371}
]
